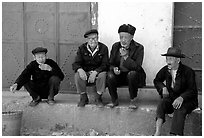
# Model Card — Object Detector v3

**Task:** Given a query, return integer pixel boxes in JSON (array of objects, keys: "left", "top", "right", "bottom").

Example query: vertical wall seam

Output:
[{"left": 23, "top": 2, "right": 27, "bottom": 67}]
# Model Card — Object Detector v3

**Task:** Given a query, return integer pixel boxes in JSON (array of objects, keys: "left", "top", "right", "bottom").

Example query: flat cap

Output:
[
  {"left": 32, "top": 47, "right": 48, "bottom": 55},
  {"left": 84, "top": 29, "right": 98, "bottom": 38},
  {"left": 118, "top": 24, "right": 136, "bottom": 35}
]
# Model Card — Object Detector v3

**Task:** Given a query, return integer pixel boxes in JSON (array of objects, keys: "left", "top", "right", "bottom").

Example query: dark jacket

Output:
[
  {"left": 72, "top": 42, "right": 109, "bottom": 73},
  {"left": 109, "top": 40, "right": 146, "bottom": 87},
  {"left": 154, "top": 62, "right": 198, "bottom": 107},
  {"left": 15, "top": 59, "right": 64, "bottom": 90}
]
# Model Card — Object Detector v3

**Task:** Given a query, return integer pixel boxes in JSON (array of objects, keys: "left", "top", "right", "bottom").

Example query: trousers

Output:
[
  {"left": 106, "top": 71, "right": 139, "bottom": 102},
  {"left": 74, "top": 71, "right": 107, "bottom": 94},
  {"left": 156, "top": 97, "right": 196, "bottom": 135},
  {"left": 24, "top": 76, "right": 61, "bottom": 100}
]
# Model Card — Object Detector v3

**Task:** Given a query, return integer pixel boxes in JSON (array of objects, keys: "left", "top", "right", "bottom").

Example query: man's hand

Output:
[
  {"left": 39, "top": 64, "right": 52, "bottom": 71},
  {"left": 10, "top": 83, "right": 18, "bottom": 93},
  {"left": 78, "top": 68, "right": 87, "bottom": 81},
  {"left": 172, "top": 96, "right": 184, "bottom": 109},
  {"left": 88, "top": 71, "right": 98, "bottom": 83},
  {"left": 113, "top": 67, "right": 121, "bottom": 75},
  {"left": 119, "top": 47, "right": 128, "bottom": 57}
]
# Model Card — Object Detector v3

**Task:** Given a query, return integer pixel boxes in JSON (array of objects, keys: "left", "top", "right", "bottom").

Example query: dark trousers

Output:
[
  {"left": 24, "top": 76, "right": 61, "bottom": 100},
  {"left": 107, "top": 71, "right": 139, "bottom": 102},
  {"left": 156, "top": 97, "right": 196, "bottom": 135}
]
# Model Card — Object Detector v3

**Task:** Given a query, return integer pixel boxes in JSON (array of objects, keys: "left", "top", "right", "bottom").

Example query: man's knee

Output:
[
  {"left": 174, "top": 107, "right": 188, "bottom": 116},
  {"left": 97, "top": 72, "right": 106, "bottom": 79},
  {"left": 49, "top": 76, "right": 61, "bottom": 84},
  {"left": 107, "top": 71, "right": 115, "bottom": 80},
  {"left": 127, "top": 71, "right": 137, "bottom": 80}
]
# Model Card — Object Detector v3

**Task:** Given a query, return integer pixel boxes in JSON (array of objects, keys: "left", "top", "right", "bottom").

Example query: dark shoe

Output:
[
  {"left": 29, "top": 96, "right": 41, "bottom": 107},
  {"left": 95, "top": 93, "right": 104, "bottom": 107},
  {"left": 107, "top": 99, "right": 119, "bottom": 108},
  {"left": 129, "top": 99, "right": 137, "bottom": 109},
  {"left": 78, "top": 93, "right": 89, "bottom": 107},
  {"left": 47, "top": 99, "right": 56, "bottom": 105}
]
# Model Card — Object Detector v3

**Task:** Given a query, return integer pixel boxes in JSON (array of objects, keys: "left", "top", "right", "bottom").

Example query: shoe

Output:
[
  {"left": 47, "top": 99, "right": 56, "bottom": 105},
  {"left": 29, "top": 96, "right": 41, "bottom": 107},
  {"left": 107, "top": 99, "right": 119, "bottom": 108},
  {"left": 78, "top": 93, "right": 89, "bottom": 107},
  {"left": 95, "top": 93, "right": 104, "bottom": 107},
  {"left": 129, "top": 99, "right": 137, "bottom": 109}
]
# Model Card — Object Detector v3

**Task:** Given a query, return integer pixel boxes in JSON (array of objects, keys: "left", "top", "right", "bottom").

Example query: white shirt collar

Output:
[{"left": 86, "top": 44, "right": 99, "bottom": 56}]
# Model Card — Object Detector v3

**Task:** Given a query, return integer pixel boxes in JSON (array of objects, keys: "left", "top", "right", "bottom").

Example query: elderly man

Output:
[
  {"left": 153, "top": 47, "right": 198, "bottom": 136},
  {"left": 10, "top": 47, "right": 64, "bottom": 106},
  {"left": 72, "top": 29, "right": 109, "bottom": 107},
  {"left": 106, "top": 24, "right": 146, "bottom": 109}
]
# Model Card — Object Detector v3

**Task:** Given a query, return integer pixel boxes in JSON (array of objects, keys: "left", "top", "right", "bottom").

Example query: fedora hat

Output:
[{"left": 161, "top": 47, "right": 185, "bottom": 58}]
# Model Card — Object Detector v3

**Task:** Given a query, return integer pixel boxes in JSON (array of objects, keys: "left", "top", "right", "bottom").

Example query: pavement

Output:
[{"left": 2, "top": 88, "right": 202, "bottom": 136}]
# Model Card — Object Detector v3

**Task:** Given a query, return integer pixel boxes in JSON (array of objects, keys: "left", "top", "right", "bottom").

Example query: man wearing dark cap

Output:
[
  {"left": 153, "top": 47, "right": 198, "bottom": 136},
  {"left": 106, "top": 24, "right": 146, "bottom": 109},
  {"left": 10, "top": 47, "right": 64, "bottom": 106},
  {"left": 72, "top": 29, "right": 109, "bottom": 107}
]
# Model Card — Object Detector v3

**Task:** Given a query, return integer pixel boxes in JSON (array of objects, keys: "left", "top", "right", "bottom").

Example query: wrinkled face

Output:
[
  {"left": 119, "top": 32, "right": 133, "bottom": 48},
  {"left": 34, "top": 52, "right": 47, "bottom": 64},
  {"left": 86, "top": 33, "right": 98, "bottom": 49},
  {"left": 166, "top": 56, "right": 180, "bottom": 70}
]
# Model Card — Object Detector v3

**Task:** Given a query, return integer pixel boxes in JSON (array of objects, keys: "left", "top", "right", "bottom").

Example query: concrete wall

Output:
[{"left": 98, "top": 2, "right": 173, "bottom": 86}]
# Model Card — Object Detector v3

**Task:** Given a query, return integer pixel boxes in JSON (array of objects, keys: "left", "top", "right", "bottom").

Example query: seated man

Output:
[
  {"left": 106, "top": 24, "right": 146, "bottom": 109},
  {"left": 72, "top": 29, "right": 109, "bottom": 107},
  {"left": 153, "top": 47, "right": 198, "bottom": 136},
  {"left": 10, "top": 47, "right": 64, "bottom": 106}
]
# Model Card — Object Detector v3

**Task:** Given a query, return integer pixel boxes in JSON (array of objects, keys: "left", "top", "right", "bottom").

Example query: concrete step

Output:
[{"left": 2, "top": 90, "right": 202, "bottom": 136}]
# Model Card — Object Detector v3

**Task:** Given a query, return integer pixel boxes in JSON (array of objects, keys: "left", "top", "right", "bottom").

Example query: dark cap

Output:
[
  {"left": 32, "top": 47, "right": 48, "bottom": 55},
  {"left": 84, "top": 29, "right": 98, "bottom": 38},
  {"left": 161, "top": 47, "right": 185, "bottom": 58},
  {"left": 118, "top": 24, "right": 136, "bottom": 35}
]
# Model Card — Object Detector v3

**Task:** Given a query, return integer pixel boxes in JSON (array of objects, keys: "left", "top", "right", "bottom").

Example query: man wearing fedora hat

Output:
[
  {"left": 72, "top": 29, "right": 109, "bottom": 107},
  {"left": 106, "top": 24, "right": 146, "bottom": 109},
  {"left": 153, "top": 47, "right": 198, "bottom": 136},
  {"left": 10, "top": 47, "right": 64, "bottom": 106}
]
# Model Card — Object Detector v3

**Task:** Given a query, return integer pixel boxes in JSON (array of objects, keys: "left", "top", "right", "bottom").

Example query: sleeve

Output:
[
  {"left": 123, "top": 45, "right": 144, "bottom": 71},
  {"left": 153, "top": 67, "right": 166, "bottom": 97},
  {"left": 49, "top": 60, "right": 64, "bottom": 81},
  {"left": 15, "top": 63, "right": 33, "bottom": 90},
  {"left": 95, "top": 45, "right": 109, "bottom": 73},
  {"left": 109, "top": 44, "right": 117, "bottom": 71},
  {"left": 72, "top": 46, "right": 83, "bottom": 72},
  {"left": 180, "top": 69, "right": 198, "bottom": 101}
]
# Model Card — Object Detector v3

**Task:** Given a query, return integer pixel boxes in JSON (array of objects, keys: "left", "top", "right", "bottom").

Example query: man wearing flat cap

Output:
[
  {"left": 153, "top": 47, "right": 198, "bottom": 136},
  {"left": 10, "top": 47, "right": 64, "bottom": 106},
  {"left": 72, "top": 29, "right": 109, "bottom": 107},
  {"left": 106, "top": 24, "right": 146, "bottom": 109}
]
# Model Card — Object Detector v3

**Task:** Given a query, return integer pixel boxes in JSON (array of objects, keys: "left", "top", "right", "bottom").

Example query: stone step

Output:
[{"left": 2, "top": 91, "right": 202, "bottom": 136}]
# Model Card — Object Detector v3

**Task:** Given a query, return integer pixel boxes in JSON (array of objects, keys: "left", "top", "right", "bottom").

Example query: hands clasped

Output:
[
  {"left": 78, "top": 68, "right": 97, "bottom": 83},
  {"left": 39, "top": 64, "right": 52, "bottom": 71}
]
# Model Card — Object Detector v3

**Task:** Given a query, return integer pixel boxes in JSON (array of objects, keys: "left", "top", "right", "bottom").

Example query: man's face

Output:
[
  {"left": 119, "top": 32, "right": 133, "bottom": 48},
  {"left": 86, "top": 33, "right": 98, "bottom": 49},
  {"left": 166, "top": 56, "right": 180, "bottom": 70},
  {"left": 34, "top": 52, "right": 47, "bottom": 64}
]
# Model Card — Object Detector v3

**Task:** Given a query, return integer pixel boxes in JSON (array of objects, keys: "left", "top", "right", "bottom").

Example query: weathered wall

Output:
[{"left": 98, "top": 2, "right": 173, "bottom": 86}]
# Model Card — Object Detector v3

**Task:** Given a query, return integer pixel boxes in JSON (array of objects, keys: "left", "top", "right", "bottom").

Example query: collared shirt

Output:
[
  {"left": 86, "top": 44, "right": 99, "bottom": 57},
  {"left": 170, "top": 69, "right": 177, "bottom": 88}
]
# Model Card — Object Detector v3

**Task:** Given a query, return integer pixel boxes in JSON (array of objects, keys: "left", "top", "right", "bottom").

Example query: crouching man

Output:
[{"left": 10, "top": 47, "right": 64, "bottom": 106}]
